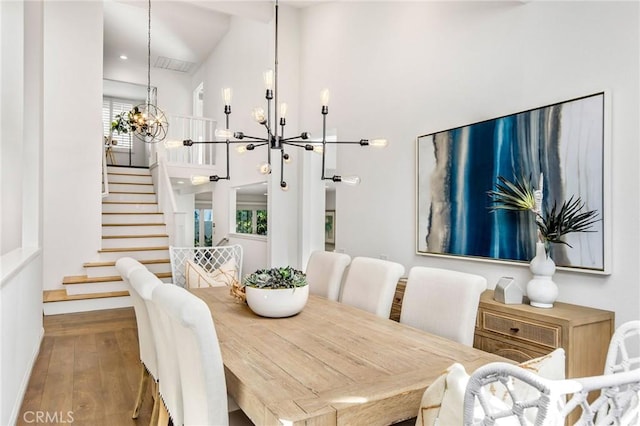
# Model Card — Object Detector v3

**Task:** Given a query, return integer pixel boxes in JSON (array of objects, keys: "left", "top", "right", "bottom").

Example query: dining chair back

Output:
[
  {"left": 115, "top": 257, "right": 159, "bottom": 421},
  {"left": 129, "top": 268, "right": 184, "bottom": 425},
  {"left": 463, "top": 361, "right": 640, "bottom": 425},
  {"left": 604, "top": 320, "right": 640, "bottom": 374},
  {"left": 170, "top": 245, "right": 243, "bottom": 288},
  {"left": 400, "top": 266, "right": 487, "bottom": 346},
  {"left": 305, "top": 250, "right": 351, "bottom": 301},
  {"left": 339, "top": 257, "right": 405, "bottom": 318},
  {"left": 153, "top": 283, "right": 230, "bottom": 426}
]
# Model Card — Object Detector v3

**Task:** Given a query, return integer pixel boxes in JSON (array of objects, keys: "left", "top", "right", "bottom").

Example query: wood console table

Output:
[{"left": 473, "top": 290, "right": 615, "bottom": 380}]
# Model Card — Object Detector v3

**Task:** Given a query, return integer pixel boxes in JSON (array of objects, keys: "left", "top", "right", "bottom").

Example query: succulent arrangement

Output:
[{"left": 242, "top": 266, "right": 307, "bottom": 289}]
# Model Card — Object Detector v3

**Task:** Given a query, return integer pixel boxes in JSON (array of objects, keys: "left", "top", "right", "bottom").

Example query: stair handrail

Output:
[
  {"left": 154, "top": 155, "right": 187, "bottom": 247},
  {"left": 215, "top": 237, "right": 229, "bottom": 247},
  {"left": 101, "top": 137, "right": 109, "bottom": 197}
]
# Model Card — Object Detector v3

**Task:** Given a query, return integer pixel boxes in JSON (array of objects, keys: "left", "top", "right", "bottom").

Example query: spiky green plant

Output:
[
  {"left": 488, "top": 175, "right": 599, "bottom": 249},
  {"left": 242, "top": 266, "right": 307, "bottom": 289}
]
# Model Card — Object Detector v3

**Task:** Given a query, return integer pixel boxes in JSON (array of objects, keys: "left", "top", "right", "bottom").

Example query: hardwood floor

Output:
[{"left": 17, "top": 308, "right": 154, "bottom": 426}]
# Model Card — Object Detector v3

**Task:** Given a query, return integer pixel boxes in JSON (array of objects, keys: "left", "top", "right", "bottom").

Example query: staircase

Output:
[{"left": 43, "top": 166, "right": 173, "bottom": 315}]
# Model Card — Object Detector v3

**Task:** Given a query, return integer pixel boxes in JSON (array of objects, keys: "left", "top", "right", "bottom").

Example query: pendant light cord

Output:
[
  {"left": 147, "top": 0, "right": 151, "bottom": 105},
  {"left": 274, "top": 0, "right": 279, "bottom": 144}
]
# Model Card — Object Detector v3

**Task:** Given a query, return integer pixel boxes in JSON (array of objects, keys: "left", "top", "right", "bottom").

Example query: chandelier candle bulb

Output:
[
  {"left": 164, "top": 140, "right": 183, "bottom": 149},
  {"left": 370, "top": 139, "right": 388, "bottom": 148},
  {"left": 258, "top": 162, "right": 271, "bottom": 175},
  {"left": 215, "top": 129, "right": 234, "bottom": 139},
  {"left": 320, "top": 89, "right": 330, "bottom": 107},
  {"left": 222, "top": 88, "right": 232, "bottom": 106},
  {"left": 252, "top": 107, "right": 266, "bottom": 124},
  {"left": 190, "top": 175, "right": 209, "bottom": 185},
  {"left": 264, "top": 70, "right": 274, "bottom": 91},
  {"left": 236, "top": 145, "right": 247, "bottom": 154},
  {"left": 341, "top": 176, "right": 361, "bottom": 186}
]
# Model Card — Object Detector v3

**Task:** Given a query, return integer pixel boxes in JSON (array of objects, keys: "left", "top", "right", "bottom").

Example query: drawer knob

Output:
[{"left": 510, "top": 327, "right": 520, "bottom": 333}]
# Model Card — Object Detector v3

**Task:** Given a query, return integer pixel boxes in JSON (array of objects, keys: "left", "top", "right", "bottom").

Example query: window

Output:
[
  {"left": 102, "top": 97, "right": 139, "bottom": 149},
  {"left": 236, "top": 209, "right": 267, "bottom": 235},
  {"left": 194, "top": 209, "right": 213, "bottom": 246}
]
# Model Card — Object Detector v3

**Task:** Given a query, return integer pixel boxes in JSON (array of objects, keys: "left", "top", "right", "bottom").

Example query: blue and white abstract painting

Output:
[{"left": 417, "top": 93, "right": 604, "bottom": 271}]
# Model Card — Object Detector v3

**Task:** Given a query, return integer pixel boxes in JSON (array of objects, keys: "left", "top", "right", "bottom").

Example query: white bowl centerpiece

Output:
[{"left": 243, "top": 266, "right": 309, "bottom": 318}]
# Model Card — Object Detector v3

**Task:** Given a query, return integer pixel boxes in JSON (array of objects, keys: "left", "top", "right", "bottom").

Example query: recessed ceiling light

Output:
[
  {"left": 177, "top": 181, "right": 184, "bottom": 185},
  {"left": 119, "top": 55, "right": 128, "bottom": 60}
]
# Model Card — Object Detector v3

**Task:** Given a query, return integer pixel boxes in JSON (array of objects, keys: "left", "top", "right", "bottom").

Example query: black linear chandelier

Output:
[{"left": 181, "top": 0, "right": 386, "bottom": 190}]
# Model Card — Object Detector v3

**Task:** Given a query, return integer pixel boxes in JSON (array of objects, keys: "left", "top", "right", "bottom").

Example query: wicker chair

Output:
[
  {"left": 463, "top": 362, "right": 640, "bottom": 425},
  {"left": 169, "top": 244, "right": 243, "bottom": 288},
  {"left": 604, "top": 320, "right": 640, "bottom": 375}
]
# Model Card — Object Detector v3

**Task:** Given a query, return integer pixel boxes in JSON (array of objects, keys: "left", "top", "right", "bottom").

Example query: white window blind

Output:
[{"left": 102, "top": 97, "right": 138, "bottom": 149}]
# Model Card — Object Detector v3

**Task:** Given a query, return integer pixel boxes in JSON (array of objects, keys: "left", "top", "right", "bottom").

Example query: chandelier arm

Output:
[
  {"left": 321, "top": 112, "right": 328, "bottom": 180},
  {"left": 236, "top": 136, "right": 270, "bottom": 143},
  {"left": 184, "top": 140, "right": 228, "bottom": 145},
  {"left": 280, "top": 149, "right": 286, "bottom": 189},
  {"left": 324, "top": 141, "right": 369, "bottom": 145},
  {"left": 280, "top": 135, "right": 311, "bottom": 143},
  {"left": 184, "top": 139, "right": 268, "bottom": 145},
  {"left": 281, "top": 141, "right": 312, "bottom": 149}
]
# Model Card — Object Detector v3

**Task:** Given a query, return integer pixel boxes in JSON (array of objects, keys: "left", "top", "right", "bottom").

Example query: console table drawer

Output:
[
  {"left": 480, "top": 311, "right": 560, "bottom": 349},
  {"left": 474, "top": 334, "right": 548, "bottom": 363}
]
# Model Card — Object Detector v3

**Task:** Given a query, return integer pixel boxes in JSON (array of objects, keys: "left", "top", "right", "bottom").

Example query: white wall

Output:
[
  {"left": 1, "top": 0, "right": 24, "bottom": 255},
  {"left": 299, "top": 1, "right": 640, "bottom": 325},
  {"left": 1, "top": 1, "right": 44, "bottom": 424},
  {"left": 42, "top": 1, "right": 104, "bottom": 289}
]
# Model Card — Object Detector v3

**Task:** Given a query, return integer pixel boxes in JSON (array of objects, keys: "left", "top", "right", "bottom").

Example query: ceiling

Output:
[{"left": 103, "top": 1, "right": 317, "bottom": 77}]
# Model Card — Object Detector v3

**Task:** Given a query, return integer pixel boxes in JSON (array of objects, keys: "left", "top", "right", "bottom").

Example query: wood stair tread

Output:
[
  {"left": 107, "top": 172, "right": 150, "bottom": 177},
  {"left": 99, "top": 246, "right": 169, "bottom": 253},
  {"left": 43, "top": 289, "right": 130, "bottom": 303},
  {"left": 109, "top": 182, "right": 153, "bottom": 186},
  {"left": 102, "top": 234, "right": 168, "bottom": 239},
  {"left": 105, "top": 191, "right": 156, "bottom": 195},
  {"left": 102, "top": 223, "right": 166, "bottom": 227},
  {"left": 83, "top": 259, "right": 170, "bottom": 268},
  {"left": 102, "top": 212, "right": 163, "bottom": 215},
  {"left": 63, "top": 271, "right": 172, "bottom": 285},
  {"left": 102, "top": 201, "right": 158, "bottom": 205}
]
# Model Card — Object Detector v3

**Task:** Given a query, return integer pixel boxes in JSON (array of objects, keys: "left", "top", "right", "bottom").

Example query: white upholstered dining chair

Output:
[
  {"left": 339, "top": 257, "right": 405, "bottom": 318},
  {"left": 305, "top": 250, "right": 351, "bottom": 301},
  {"left": 128, "top": 268, "right": 185, "bottom": 425},
  {"left": 115, "top": 257, "right": 160, "bottom": 424},
  {"left": 152, "top": 283, "right": 253, "bottom": 426},
  {"left": 400, "top": 266, "right": 487, "bottom": 346}
]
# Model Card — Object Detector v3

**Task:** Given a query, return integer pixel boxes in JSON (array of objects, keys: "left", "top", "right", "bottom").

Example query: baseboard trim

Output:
[{"left": 8, "top": 326, "right": 44, "bottom": 426}]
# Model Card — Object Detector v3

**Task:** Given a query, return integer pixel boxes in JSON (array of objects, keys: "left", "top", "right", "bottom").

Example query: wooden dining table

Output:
[{"left": 191, "top": 286, "right": 507, "bottom": 426}]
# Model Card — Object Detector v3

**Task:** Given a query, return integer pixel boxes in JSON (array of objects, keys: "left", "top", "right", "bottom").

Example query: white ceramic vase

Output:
[
  {"left": 245, "top": 285, "right": 309, "bottom": 318},
  {"left": 526, "top": 242, "right": 558, "bottom": 308}
]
